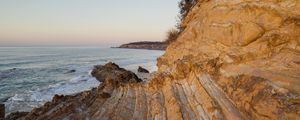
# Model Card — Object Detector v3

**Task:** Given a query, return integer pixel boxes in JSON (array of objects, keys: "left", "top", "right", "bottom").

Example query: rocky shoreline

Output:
[
  {"left": 4, "top": 63, "right": 154, "bottom": 119},
  {"left": 4, "top": 0, "right": 300, "bottom": 119},
  {"left": 114, "top": 41, "right": 167, "bottom": 50}
]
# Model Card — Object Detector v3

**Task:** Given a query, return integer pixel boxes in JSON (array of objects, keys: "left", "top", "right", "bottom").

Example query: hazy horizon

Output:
[{"left": 0, "top": 0, "right": 179, "bottom": 47}]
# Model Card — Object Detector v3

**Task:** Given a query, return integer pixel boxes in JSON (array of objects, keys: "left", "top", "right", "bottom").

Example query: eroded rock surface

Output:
[
  {"left": 91, "top": 62, "right": 142, "bottom": 83},
  {"left": 7, "top": 0, "right": 300, "bottom": 120}
]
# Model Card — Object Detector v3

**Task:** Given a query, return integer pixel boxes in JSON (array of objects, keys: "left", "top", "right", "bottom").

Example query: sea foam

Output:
[{"left": 5, "top": 74, "right": 100, "bottom": 114}]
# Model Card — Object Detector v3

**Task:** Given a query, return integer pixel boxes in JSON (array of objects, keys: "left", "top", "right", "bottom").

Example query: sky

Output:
[{"left": 0, "top": 0, "right": 179, "bottom": 47}]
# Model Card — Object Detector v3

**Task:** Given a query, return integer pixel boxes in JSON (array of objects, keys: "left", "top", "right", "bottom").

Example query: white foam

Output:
[
  {"left": 5, "top": 74, "right": 100, "bottom": 114},
  {"left": 4, "top": 57, "right": 159, "bottom": 114}
]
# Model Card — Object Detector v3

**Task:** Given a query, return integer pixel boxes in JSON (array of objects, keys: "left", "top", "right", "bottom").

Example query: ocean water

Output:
[{"left": 0, "top": 47, "right": 164, "bottom": 114}]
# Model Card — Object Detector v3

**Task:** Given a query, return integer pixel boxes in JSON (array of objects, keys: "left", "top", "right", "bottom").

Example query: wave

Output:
[
  {"left": 1, "top": 48, "right": 164, "bottom": 114},
  {"left": 4, "top": 74, "right": 100, "bottom": 114}
]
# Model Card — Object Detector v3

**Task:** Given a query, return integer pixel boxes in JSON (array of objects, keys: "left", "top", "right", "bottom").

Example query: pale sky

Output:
[{"left": 0, "top": 0, "right": 179, "bottom": 47}]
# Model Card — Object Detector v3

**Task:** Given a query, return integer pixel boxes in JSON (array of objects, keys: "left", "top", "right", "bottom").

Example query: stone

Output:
[
  {"left": 5, "top": 112, "right": 28, "bottom": 120},
  {"left": 0, "top": 104, "right": 4, "bottom": 120},
  {"left": 65, "top": 69, "right": 76, "bottom": 74},
  {"left": 91, "top": 62, "right": 142, "bottom": 83},
  {"left": 137, "top": 66, "right": 149, "bottom": 73}
]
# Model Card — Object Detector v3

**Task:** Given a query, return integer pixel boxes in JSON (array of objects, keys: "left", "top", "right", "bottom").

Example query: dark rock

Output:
[
  {"left": 100, "top": 92, "right": 111, "bottom": 98},
  {"left": 5, "top": 111, "right": 28, "bottom": 120},
  {"left": 53, "top": 94, "right": 64, "bottom": 103},
  {"left": 0, "top": 104, "right": 4, "bottom": 120},
  {"left": 65, "top": 69, "right": 76, "bottom": 74},
  {"left": 138, "top": 66, "right": 149, "bottom": 73},
  {"left": 91, "top": 62, "right": 142, "bottom": 84},
  {"left": 0, "top": 97, "right": 10, "bottom": 103}
]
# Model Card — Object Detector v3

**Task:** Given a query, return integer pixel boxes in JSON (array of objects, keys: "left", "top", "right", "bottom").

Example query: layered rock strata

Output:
[{"left": 7, "top": 0, "right": 300, "bottom": 120}]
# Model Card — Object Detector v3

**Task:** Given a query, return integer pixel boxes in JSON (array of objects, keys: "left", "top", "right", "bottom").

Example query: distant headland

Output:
[{"left": 113, "top": 41, "right": 168, "bottom": 50}]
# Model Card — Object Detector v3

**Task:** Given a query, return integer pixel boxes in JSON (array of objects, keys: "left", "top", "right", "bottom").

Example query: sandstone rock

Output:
[
  {"left": 138, "top": 66, "right": 149, "bottom": 73},
  {"left": 11, "top": 0, "right": 300, "bottom": 120},
  {"left": 158, "top": 0, "right": 300, "bottom": 119}
]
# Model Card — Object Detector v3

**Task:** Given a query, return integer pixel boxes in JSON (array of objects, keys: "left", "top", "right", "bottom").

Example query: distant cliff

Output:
[{"left": 116, "top": 41, "right": 167, "bottom": 50}]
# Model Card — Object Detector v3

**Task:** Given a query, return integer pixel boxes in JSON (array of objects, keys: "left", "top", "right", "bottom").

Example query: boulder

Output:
[
  {"left": 91, "top": 62, "right": 142, "bottom": 84},
  {"left": 138, "top": 66, "right": 149, "bottom": 73},
  {"left": 65, "top": 69, "right": 76, "bottom": 74}
]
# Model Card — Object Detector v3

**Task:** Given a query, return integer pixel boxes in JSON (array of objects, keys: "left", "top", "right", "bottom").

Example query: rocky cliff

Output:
[
  {"left": 7, "top": 0, "right": 300, "bottom": 120},
  {"left": 116, "top": 41, "right": 167, "bottom": 50}
]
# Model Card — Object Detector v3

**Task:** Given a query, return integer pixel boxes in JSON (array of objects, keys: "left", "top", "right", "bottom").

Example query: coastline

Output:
[
  {"left": 4, "top": 62, "right": 155, "bottom": 119},
  {"left": 3, "top": 0, "right": 300, "bottom": 119},
  {"left": 0, "top": 47, "right": 163, "bottom": 117},
  {"left": 114, "top": 41, "right": 167, "bottom": 50}
]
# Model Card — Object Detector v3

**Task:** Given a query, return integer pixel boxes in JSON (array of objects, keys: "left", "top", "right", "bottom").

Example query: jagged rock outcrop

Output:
[
  {"left": 91, "top": 62, "right": 142, "bottom": 83},
  {"left": 7, "top": 0, "right": 300, "bottom": 120},
  {"left": 138, "top": 66, "right": 150, "bottom": 73}
]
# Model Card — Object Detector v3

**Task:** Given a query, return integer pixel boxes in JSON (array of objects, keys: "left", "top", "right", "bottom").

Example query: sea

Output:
[{"left": 0, "top": 47, "right": 164, "bottom": 114}]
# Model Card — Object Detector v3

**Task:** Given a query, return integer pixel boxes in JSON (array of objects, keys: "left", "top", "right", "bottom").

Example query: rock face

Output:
[
  {"left": 157, "top": 0, "right": 300, "bottom": 119},
  {"left": 8, "top": 0, "right": 300, "bottom": 120},
  {"left": 117, "top": 41, "right": 167, "bottom": 50}
]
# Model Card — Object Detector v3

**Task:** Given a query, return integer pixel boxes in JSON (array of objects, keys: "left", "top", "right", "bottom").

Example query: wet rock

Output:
[
  {"left": 91, "top": 62, "right": 142, "bottom": 84},
  {"left": 5, "top": 111, "right": 28, "bottom": 120},
  {"left": 0, "top": 97, "right": 10, "bottom": 103},
  {"left": 138, "top": 66, "right": 149, "bottom": 73},
  {"left": 65, "top": 69, "right": 76, "bottom": 74},
  {"left": 52, "top": 94, "right": 65, "bottom": 103},
  {"left": 0, "top": 104, "right": 4, "bottom": 120},
  {"left": 100, "top": 92, "right": 111, "bottom": 98}
]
